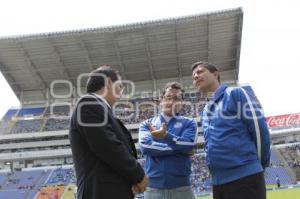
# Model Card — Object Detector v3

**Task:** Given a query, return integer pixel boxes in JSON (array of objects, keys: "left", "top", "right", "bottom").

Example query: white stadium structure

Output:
[{"left": 0, "top": 7, "right": 300, "bottom": 199}]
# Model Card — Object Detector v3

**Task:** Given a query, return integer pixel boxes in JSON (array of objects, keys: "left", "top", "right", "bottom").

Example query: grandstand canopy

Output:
[{"left": 0, "top": 8, "right": 243, "bottom": 104}]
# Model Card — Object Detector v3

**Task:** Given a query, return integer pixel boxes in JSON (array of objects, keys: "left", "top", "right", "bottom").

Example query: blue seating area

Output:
[
  {"left": 0, "top": 170, "right": 46, "bottom": 199},
  {"left": 43, "top": 118, "right": 70, "bottom": 131},
  {"left": 0, "top": 167, "right": 74, "bottom": 199},
  {"left": 0, "top": 174, "right": 7, "bottom": 185},
  {"left": 4, "top": 170, "right": 43, "bottom": 189},
  {"left": 0, "top": 190, "right": 30, "bottom": 199},
  {"left": 17, "top": 107, "right": 45, "bottom": 117},
  {"left": 45, "top": 105, "right": 71, "bottom": 117},
  {"left": 2, "top": 109, "right": 18, "bottom": 120},
  {"left": 11, "top": 119, "right": 43, "bottom": 134},
  {"left": 45, "top": 167, "right": 76, "bottom": 185},
  {"left": 0, "top": 92, "right": 210, "bottom": 134}
]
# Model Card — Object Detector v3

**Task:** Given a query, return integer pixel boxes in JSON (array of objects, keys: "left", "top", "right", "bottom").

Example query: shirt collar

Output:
[
  {"left": 92, "top": 93, "right": 111, "bottom": 109},
  {"left": 161, "top": 112, "right": 172, "bottom": 123}
]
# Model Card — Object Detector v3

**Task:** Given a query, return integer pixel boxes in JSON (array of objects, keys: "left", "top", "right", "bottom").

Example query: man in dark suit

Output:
[{"left": 69, "top": 66, "right": 147, "bottom": 199}]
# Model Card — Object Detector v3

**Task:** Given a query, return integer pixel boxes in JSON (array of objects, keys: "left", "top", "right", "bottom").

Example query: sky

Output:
[{"left": 0, "top": 0, "right": 299, "bottom": 118}]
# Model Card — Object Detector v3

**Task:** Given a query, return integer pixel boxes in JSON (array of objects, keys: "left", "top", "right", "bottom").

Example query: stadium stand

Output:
[
  {"left": 17, "top": 108, "right": 45, "bottom": 118},
  {"left": 11, "top": 119, "right": 44, "bottom": 134},
  {"left": 190, "top": 153, "right": 211, "bottom": 195},
  {"left": 278, "top": 143, "right": 300, "bottom": 181},
  {"left": 0, "top": 120, "right": 11, "bottom": 135},
  {"left": 1, "top": 93, "right": 207, "bottom": 134},
  {"left": 2, "top": 109, "right": 18, "bottom": 120},
  {"left": 45, "top": 167, "right": 75, "bottom": 185},
  {"left": 0, "top": 166, "right": 75, "bottom": 199},
  {"left": 0, "top": 109, "right": 18, "bottom": 134},
  {"left": 43, "top": 118, "right": 70, "bottom": 132},
  {"left": 44, "top": 105, "right": 71, "bottom": 117}
]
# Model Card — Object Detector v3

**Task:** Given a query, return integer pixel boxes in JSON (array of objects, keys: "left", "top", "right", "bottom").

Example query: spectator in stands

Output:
[
  {"left": 69, "top": 66, "right": 147, "bottom": 199},
  {"left": 276, "top": 175, "right": 281, "bottom": 188},
  {"left": 139, "top": 82, "right": 197, "bottom": 199},
  {"left": 192, "top": 61, "right": 271, "bottom": 199}
]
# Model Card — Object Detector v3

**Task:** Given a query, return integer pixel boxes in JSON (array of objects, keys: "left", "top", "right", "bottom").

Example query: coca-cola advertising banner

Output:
[{"left": 266, "top": 113, "right": 300, "bottom": 129}]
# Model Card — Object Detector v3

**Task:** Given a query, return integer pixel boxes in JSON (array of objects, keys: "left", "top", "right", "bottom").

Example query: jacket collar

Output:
[
  {"left": 159, "top": 112, "right": 181, "bottom": 124},
  {"left": 210, "top": 84, "right": 228, "bottom": 103},
  {"left": 90, "top": 92, "right": 111, "bottom": 109}
]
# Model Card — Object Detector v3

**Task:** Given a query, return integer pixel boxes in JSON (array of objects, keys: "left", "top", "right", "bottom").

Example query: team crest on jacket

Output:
[{"left": 174, "top": 122, "right": 183, "bottom": 128}]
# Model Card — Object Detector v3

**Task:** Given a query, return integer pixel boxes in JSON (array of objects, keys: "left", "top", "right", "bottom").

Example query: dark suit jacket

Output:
[{"left": 69, "top": 94, "right": 145, "bottom": 199}]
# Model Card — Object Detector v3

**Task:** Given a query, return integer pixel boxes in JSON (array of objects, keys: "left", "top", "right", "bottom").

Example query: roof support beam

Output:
[
  {"left": 16, "top": 41, "right": 47, "bottom": 99},
  {"left": 0, "top": 63, "right": 21, "bottom": 93},
  {"left": 112, "top": 33, "right": 127, "bottom": 80},
  {"left": 234, "top": 12, "right": 243, "bottom": 84},
  {"left": 174, "top": 24, "right": 183, "bottom": 85},
  {"left": 47, "top": 39, "right": 74, "bottom": 86},
  {"left": 78, "top": 37, "right": 94, "bottom": 71},
  {"left": 207, "top": 15, "right": 211, "bottom": 63},
  {"left": 144, "top": 31, "right": 157, "bottom": 92}
]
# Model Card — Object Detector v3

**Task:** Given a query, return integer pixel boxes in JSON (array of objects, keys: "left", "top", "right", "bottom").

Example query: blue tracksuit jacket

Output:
[
  {"left": 139, "top": 114, "right": 197, "bottom": 189},
  {"left": 201, "top": 84, "right": 271, "bottom": 185}
]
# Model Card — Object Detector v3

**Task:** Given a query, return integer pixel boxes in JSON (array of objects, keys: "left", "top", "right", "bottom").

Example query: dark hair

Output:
[
  {"left": 191, "top": 61, "right": 220, "bottom": 83},
  {"left": 86, "top": 66, "right": 120, "bottom": 93},
  {"left": 162, "top": 81, "right": 184, "bottom": 97}
]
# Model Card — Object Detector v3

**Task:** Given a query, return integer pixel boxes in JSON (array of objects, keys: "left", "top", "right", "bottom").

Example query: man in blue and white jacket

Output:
[
  {"left": 139, "top": 81, "right": 198, "bottom": 199},
  {"left": 192, "top": 61, "right": 271, "bottom": 199}
]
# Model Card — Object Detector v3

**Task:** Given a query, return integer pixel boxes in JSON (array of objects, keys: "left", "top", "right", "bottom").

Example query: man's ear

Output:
[
  {"left": 106, "top": 78, "right": 113, "bottom": 89},
  {"left": 213, "top": 71, "right": 219, "bottom": 80}
]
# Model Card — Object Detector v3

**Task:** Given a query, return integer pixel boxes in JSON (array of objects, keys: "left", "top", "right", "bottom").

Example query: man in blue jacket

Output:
[
  {"left": 139, "top": 81, "right": 198, "bottom": 199},
  {"left": 191, "top": 61, "right": 271, "bottom": 199}
]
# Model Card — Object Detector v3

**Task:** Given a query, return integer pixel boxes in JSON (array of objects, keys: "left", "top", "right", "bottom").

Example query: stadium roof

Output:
[{"left": 0, "top": 7, "right": 243, "bottom": 103}]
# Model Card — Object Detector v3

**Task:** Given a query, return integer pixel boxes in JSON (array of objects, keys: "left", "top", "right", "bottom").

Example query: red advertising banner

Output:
[{"left": 266, "top": 113, "right": 300, "bottom": 129}]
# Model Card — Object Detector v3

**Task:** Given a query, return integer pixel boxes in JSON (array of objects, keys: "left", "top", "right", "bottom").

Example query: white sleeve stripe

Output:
[
  {"left": 241, "top": 88, "right": 262, "bottom": 161},
  {"left": 175, "top": 141, "right": 195, "bottom": 146},
  {"left": 139, "top": 143, "right": 172, "bottom": 151}
]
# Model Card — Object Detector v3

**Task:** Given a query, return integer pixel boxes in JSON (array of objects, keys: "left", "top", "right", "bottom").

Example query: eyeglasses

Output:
[
  {"left": 113, "top": 81, "right": 124, "bottom": 94},
  {"left": 163, "top": 95, "right": 183, "bottom": 101}
]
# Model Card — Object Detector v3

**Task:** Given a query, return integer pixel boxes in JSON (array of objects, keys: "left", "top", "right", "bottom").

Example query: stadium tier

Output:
[
  {"left": 0, "top": 92, "right": 206, "bottom": 134},
  {"left": 0, "top": 151, "right": 296, "bottom": 198}
]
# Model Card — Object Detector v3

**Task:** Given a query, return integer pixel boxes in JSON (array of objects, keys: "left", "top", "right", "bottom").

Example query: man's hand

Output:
[
  {"left": 132, "top": 175, "right": 148, "bottom": 193},
  {"left": 149, "top": 123, "right": 167, "bottom": 139}
]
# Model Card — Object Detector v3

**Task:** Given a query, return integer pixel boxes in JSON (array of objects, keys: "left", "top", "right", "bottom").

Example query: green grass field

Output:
[{"left": 197, "top": 187, "right": 300, "bottom": 199}]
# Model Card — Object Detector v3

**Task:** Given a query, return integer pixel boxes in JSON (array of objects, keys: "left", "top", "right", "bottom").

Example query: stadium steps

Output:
[
  {"left": 60, "top": 184, "right": 76, "bottom": 199},
  {"left": 24, "top": 170, "right": 52, "bottom": 199},
  {"left": 5, "top": 120, "right": 17, "bottom": 134},
  {"left": 39, "top": 117, "right": 48, "bottom": 132},
  {"left": 39, "top": 107, "right": 49, "bottom": 132},
  {"left": 294, "top": 167, "right": 300, "bottom": 181},
  {"left": 272, "top": 148, "right": 284, "bottom": 165},
  {"left": 277, "top": 147, "right": 299, "bottom": 182},
  {"left": 274, "top": 148, "right": 297, "bottom": 183}
]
